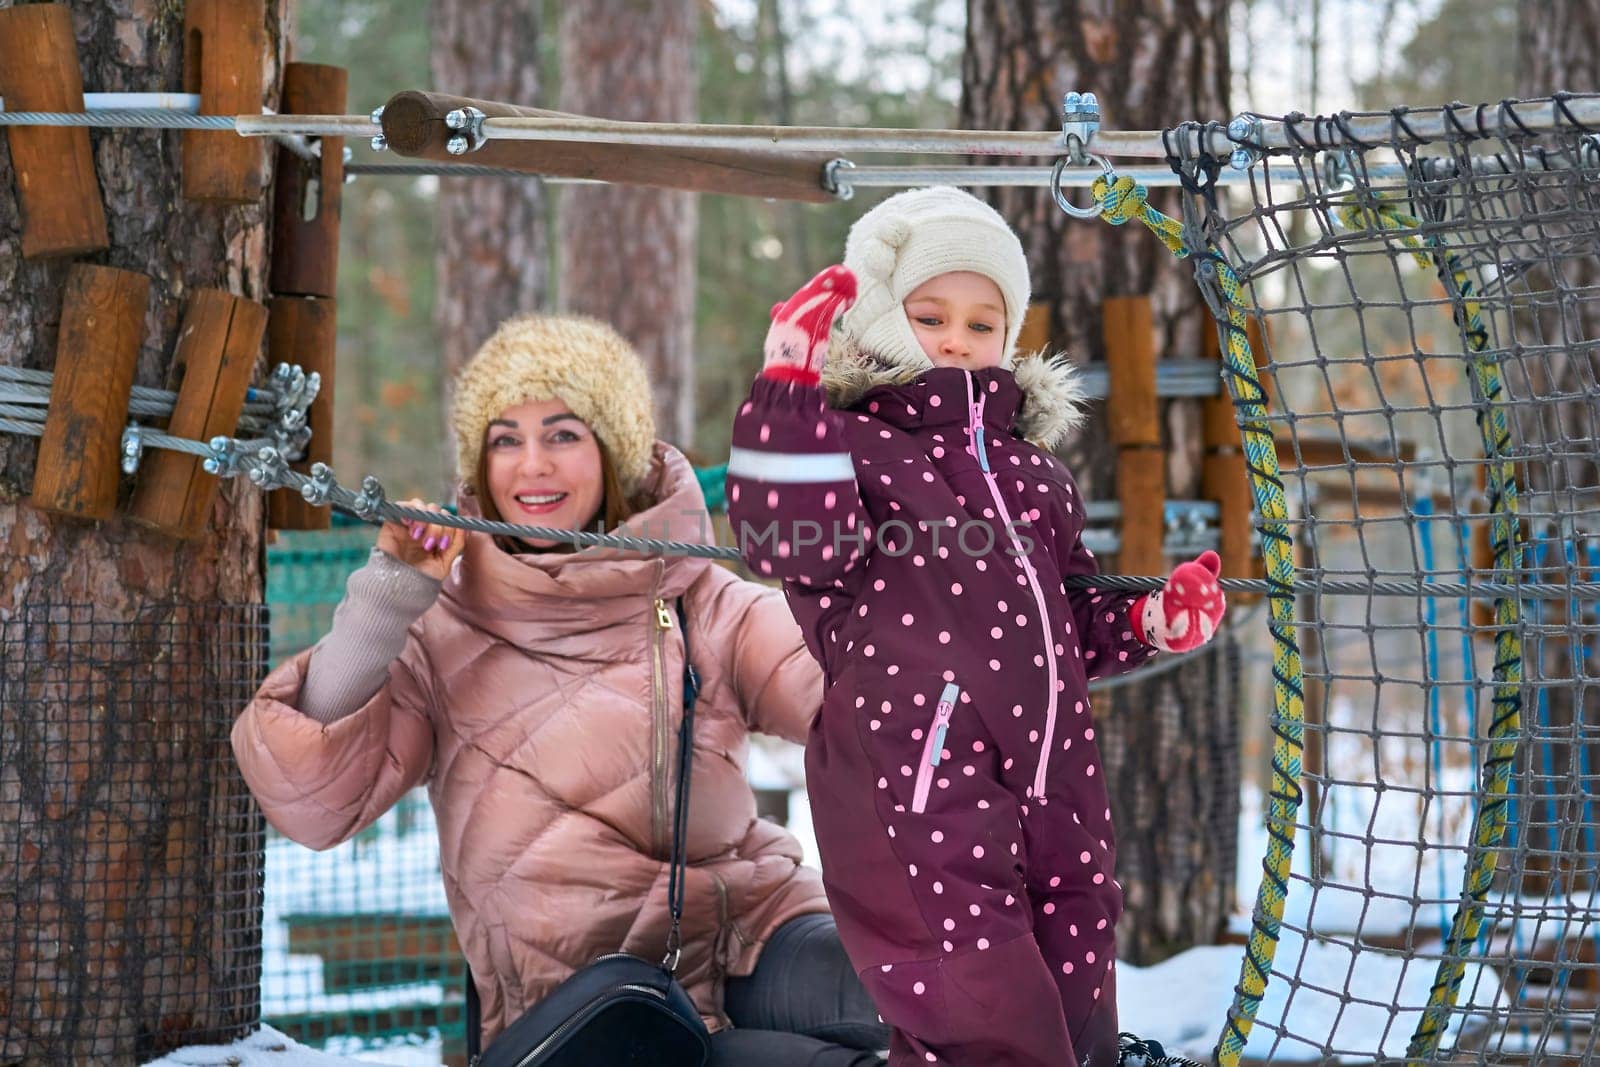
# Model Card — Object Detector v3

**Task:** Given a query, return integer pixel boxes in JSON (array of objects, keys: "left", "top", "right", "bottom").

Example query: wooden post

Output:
[
  {"left": 1104, "top": 296, "right": 1165, "bottom": 576},
  {"left": 182, "top": 0, "right": 267, "bottom": 203},
  {"left": 1017, "top": 302, "right": 1052, "bottom": 357},
  {"left": 266, "top": 297, "right": 335, "bottom": 531},
  {"left": 129, "top": 290, "right": 267, "bottom": 538},
  {"left": 269, "top": 63, "right": 348, "bottom": 298},
  {"left": 29, "top": 265, "right": 149, "bottom": 520},
  {"left": 0, "top": 4, "right": 108, "bottom": 258}
]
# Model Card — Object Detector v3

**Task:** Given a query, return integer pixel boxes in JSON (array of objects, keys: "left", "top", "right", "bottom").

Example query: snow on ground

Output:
[
  {"left": 1119, "top": 926, "right": 1500, "bottom": 1063},
  {"left": 140, "top": 1025, "right": 412, "bottom": 1066}
]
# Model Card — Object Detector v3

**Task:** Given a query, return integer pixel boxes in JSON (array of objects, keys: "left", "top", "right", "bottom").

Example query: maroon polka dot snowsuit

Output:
[{"left": 727, "top": 367, "right": 1158, "bottom": 1067}]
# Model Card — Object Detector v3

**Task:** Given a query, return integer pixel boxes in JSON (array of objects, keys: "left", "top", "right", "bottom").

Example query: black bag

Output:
[{"left": 467, "top": 600, "right": 710, "bottom": 1067}]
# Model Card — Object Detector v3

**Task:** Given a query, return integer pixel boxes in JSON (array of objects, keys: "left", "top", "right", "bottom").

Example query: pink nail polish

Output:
[
  {"left": 411, "top": 525, "right": 422, "bottom": 540},
  {"left": 425, "top": 537, "right": 437, "bottom": 551},
  {"left": 441, "top": 535, "right": 452, "bottom": 551}
]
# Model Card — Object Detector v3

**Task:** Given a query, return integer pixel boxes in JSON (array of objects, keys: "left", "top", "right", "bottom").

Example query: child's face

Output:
[{"left": 903, "top": 271, "right": 1008, "bottom": 370}]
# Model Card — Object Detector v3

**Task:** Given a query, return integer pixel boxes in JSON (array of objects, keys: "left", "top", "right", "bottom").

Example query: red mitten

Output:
[
  {"left": 761, "top": 266, "right": 857, "bottom": 385},
  {"left": 1132, "top": 550, "right": 1226, "bottom": 653}
]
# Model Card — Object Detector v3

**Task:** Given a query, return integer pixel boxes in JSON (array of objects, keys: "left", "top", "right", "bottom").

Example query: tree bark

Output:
[
  {"left": 963, "top": 0, "right": 1237, "bottom": 965},
  {"left": 1512, "top": 0, "right": 1600, "bottom": 893},
  {"left": 1518, "top": 0, "right": 1600, "bottom": 88},
  {"left": 0, "top": 2, "right": 282, "bottom": 1060},
  {"left": 429, "top": 0, "right": 547, "bottom": 387},
  {"left": 556, "top": 0, "right": 697, "bottom": 447}
]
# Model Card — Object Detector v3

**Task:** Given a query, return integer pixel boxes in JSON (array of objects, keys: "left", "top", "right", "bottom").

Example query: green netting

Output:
[{"left": 265, "top": 516, "right": 377, "bottom": 666}]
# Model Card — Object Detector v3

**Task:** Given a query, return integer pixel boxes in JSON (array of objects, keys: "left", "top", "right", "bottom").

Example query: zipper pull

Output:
[
  {"left": 929, "top": 683, "right": 961, "bottom": 766},
  {"left": 654, "top": 598, "right": 673, "bottom": 630},
  {"left": 970, "top": 399, "right": 990, "bottom": 472}
]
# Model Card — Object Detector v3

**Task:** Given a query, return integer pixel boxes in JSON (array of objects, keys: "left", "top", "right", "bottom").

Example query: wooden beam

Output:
[
  {"left": 129, "top": 290, "right": 267, "bottom": 538},
  {"left": 182, "top": 0, "right": 267, "bottom": 202},
  {"left": 1277, "top": 435, "right": 1419, "bottom": 467},
  {"left": 266, "top": 297, "right": 335, "bottom": 531},
  {"left": 269, "top": 63, "right": 347, "bottom": 298},
  {"left": 1103, "top": 295, "right": 1159, "bottom": 447},
  {"left": 1116, "top": 447, "right": 1166, "bottom": 577},
  {"left": 1017, "top": 302, "right": 1052, "bottom": 356},
  {"left": 0, "top": 4, "right": 108, "bottom": 258},
  {"left": 30, "top": 265, "right": 149, "bottom": 520},
  {"left": 379, "top": 90, "right": 835, "bottom": 203}
]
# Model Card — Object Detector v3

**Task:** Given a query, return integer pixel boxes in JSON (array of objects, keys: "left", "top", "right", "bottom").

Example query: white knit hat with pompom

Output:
[{"left": 836, "top": 187, "right": 1032, "bottom": 372}]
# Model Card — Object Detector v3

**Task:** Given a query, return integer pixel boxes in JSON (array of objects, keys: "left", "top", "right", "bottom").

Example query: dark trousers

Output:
[{"left": 712, "top": 913, "right": 890, "bottom": 1066}]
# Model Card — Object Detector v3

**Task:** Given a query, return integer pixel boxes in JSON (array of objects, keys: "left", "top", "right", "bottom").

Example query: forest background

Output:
[{"left": 304, "top": 0, "right": 1520, "bottom": 500}]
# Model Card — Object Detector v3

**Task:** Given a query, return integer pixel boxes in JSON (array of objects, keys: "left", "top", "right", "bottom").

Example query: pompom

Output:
[
  {"left": 876, "top": 216, "right": 912, "bottom": 248},
  {"left": 859, "top": 237, "right": 899, "bottom": 281}
]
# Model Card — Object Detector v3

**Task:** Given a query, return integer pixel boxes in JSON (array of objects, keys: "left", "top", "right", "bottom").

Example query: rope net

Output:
[{"left": 1180, "top": 96, "right": 1600, "bottom": 1065}]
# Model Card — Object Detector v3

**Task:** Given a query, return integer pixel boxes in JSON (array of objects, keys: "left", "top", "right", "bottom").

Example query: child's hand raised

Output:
[
  {"left": 1133, "top": 550, "right": 1226, "bottom": 653},
  {"left": 761, "top": 266, "right": 857, "bottom": 386}
]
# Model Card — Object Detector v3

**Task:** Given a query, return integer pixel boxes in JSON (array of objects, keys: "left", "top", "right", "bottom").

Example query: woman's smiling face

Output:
[{"left": 483, "top": 398, "right": 605, "bottom": 545}]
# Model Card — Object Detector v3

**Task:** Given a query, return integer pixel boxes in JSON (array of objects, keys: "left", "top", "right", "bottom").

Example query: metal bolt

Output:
[
  {"left": 822, "top": 158, "right": 856, "bottom": 200},
  {"left": 369, "top": 105, "right": 385, "bottom": 124},
  {"left": 1229, "top": 147, "right": 1255, "bottom": 171},
  {"left": 446, "top": 133, "right": 469, "bottom": 156},
  {"left": 370, "top": 134, "right": 388, "bottom": 152},
  {"left": 445, "top": 108, "right": 469, "bottom": 130},
  {"left": 1063, "top": 91, "right": 1081, "bottom": 109},
  {"left": 1228, "top": 115, "right": 1252, "bottom": 141}
]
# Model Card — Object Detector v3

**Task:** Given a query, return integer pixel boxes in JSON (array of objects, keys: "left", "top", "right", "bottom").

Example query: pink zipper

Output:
[
  {"left": 912, "top": 682, "right": 962, "bottom": 814},
  {"left": 964, "top": 372, "right": 1061, "bottom": 802}
]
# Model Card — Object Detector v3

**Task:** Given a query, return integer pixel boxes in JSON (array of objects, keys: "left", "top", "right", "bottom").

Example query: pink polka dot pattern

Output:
[{"left": 729, "top": 366, "right": 1146, "bottom": 1062}]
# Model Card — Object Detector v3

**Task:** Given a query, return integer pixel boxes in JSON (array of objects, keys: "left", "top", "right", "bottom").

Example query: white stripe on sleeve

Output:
[{"left": 726, "top": 446, "right": 856, "bottom": 484}]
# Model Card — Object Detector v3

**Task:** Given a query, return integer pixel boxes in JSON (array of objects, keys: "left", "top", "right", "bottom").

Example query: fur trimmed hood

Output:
[{"left": 821, "top": 339, "right": 1088, "bottom": 453}]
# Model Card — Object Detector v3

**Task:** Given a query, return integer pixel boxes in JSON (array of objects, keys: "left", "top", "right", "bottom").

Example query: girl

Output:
[
  {"left": 232, "top": 313, "right": 888, "bottom": 1065},
  {"left": 726, "top": 188, "right": 1225, "bottom": 1067}
]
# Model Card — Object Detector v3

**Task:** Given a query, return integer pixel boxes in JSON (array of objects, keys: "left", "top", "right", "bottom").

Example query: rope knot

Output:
[{"left": 1093, "top": 174, "right": 1150, "bottom": 226}]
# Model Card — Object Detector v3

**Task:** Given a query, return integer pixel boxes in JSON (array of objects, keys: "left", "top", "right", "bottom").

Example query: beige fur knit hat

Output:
[
  {"left": 835, "top": 187, "right": 1032, "bottom": 373},
  {"left": 451, "top": 314, "right": 656, "bottom": 496}
]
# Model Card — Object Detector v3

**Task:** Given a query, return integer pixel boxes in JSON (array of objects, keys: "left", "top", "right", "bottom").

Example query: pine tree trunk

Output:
[
  {"left": 556, "top": 0, "right": 697, "bottom": 447},
  {"left": 1514, "top": 0, "right": 1600, "bottom": 893},
  {"left": 962, "top": 0, "right": 1237, "bottom": 964},
  {"left": 0, "top": 3, "right": 283, "bottom": 1060},
  {"left": 430, "top": 0, "right": 547, "bottom": 384},
  {"left": 1518, "top": 0, "right": 1600, "bottom": 86}
]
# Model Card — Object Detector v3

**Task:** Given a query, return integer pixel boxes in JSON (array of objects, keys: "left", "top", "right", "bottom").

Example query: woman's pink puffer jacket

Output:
[{"left": 231, "top": 444, "right": 829, "bottom": 1040}]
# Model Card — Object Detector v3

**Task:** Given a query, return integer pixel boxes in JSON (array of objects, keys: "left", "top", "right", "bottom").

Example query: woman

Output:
[{"left": 232, "top": 314, "right": 887, "bottom": 1065}]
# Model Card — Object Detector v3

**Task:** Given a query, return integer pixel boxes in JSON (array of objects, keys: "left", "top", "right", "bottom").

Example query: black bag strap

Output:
[
  {"left": 466, "top": 598, "right": 701, "bottom": 1055},
  {"left": 663, "top": 598, "right": 700, "bottom": 973}
]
